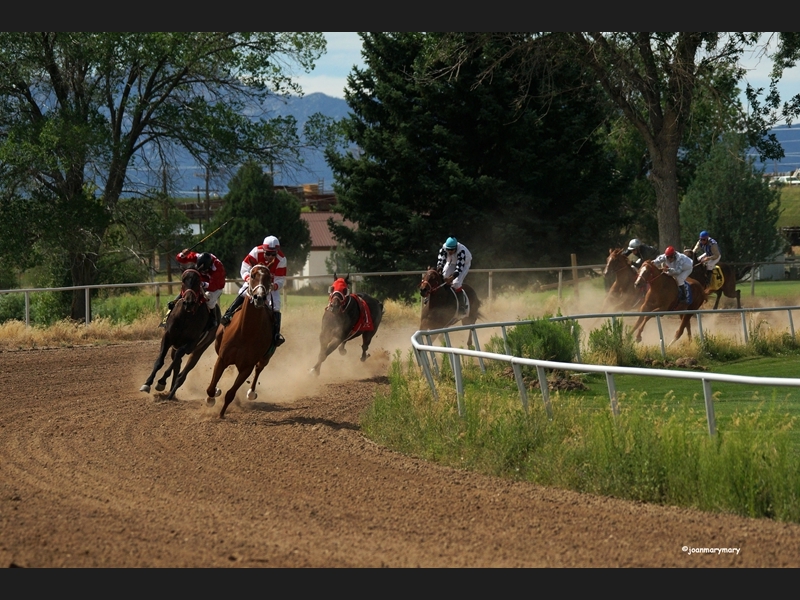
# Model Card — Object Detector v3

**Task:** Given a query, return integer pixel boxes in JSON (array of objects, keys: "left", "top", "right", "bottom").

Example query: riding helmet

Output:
[
  {"left": 699, "top": 230, "right": 709, "bottom": 239},
  {"left": 196, "top": 253, "right": 213, "bottom": 271},
  {"left": 628, "top": 238, "right": 641, "bottom": 250},
  {"left": 444, "top": 237, "right": 458, "bottom": 250},
  {"left": 263, "top": 235, "right": 280, "bottom": 249},
  {"left": 665, "top": 246, "right": 676, "bottom": 257}
]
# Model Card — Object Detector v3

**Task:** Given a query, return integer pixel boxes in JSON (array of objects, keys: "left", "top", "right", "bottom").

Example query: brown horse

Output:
[
  {"left": 205, "top": 264, "right": 275, "bottom": 419},
  {"left": 419, "top": 268, "right": 483, "bottom": 348},
  {"left": 631, "top": 260, "right": 707, "bottom": 344},
  {"left": 311, "top": 274, "right": 384, "bottom": 376},
  {"left": 140, "top": 268, "right": 218, "bottom": 399},
  {"left": 601, "top": 248, "right": 645, "bottom": 312},
  {"left": 684, "top": 249, "right": 741, "bottom": 309}
]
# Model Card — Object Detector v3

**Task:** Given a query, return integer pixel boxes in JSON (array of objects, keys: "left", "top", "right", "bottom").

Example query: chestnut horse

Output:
[
  {"left": 140, "top": 268, "right": 218, "bottom": 399},
  {"left": 684, "top": 249, "right": 741, "bottom": 309},
  {"left": 205, "top": 264, "right": 275, "bottom": 419},
  {"left": 311, "top": 274, "right": 385, "bottom": 376},
  {"left": 601, "top": 248, "right": 645, "bottom": 312},
  {"left": 631, "top": 260, "right": 707, "bottom": 344},
  {"left": 419, "top": 268, "right": 483, "bottom": 348}
]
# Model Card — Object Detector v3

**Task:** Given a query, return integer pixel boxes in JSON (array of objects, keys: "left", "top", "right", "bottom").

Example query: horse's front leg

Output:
[
  {"left": 247, "top": 359, "right": 269, "bottom": 401},
  {"left": 141, "top": 341, "right": 170, "bottom": 393},
  {"left": 360, "top": 333, "right": 374, "bottom": 362},
  {"left": 220, "top": 365, "right": 253, "bottom": 419},
  {"left": 312, "top": 335, "right": 344, "bottom": 376}
]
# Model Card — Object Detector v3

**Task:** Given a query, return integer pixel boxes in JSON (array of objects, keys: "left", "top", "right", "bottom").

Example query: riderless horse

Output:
[
  {"left": 205, "top": 264, "right": 276, "bottom": 419},
  {"left": 419, "top": 268, "right": 483, "bottom": 349},
  {"left": 631, "top": 260, "right": 707, "bottom": 345},
  {"left": 684, "top": 249, "right": 741, "bottom": 309},
  {"left": 311, "top": 274, "right": 384, "bottom": 376},
  {"left": 140, "top": 268, "right": 219, "bottom": 399},
  {"left": 601, "top": 248, "right": 645, "bottom": 312}
]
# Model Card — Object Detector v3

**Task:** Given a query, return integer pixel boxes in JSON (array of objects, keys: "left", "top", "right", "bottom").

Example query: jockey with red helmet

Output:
[
  {"left": 653, "top": 245, "right": 694, "bottom": 304},
  {"left": 160, "top": 249, "right": 226, "bottom": 329}
]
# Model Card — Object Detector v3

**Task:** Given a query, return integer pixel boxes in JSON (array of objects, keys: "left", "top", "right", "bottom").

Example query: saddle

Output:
[
  {"left": 708, "top": 266, "right": 724, "bottom": 292},
  {"left": 347, "top": 294, "right": 375, "bottom": 338}
]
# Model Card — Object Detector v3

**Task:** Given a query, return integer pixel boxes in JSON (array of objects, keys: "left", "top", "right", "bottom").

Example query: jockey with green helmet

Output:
[{"left": 436, "top": 237, "right": 472, "bottom": 316}]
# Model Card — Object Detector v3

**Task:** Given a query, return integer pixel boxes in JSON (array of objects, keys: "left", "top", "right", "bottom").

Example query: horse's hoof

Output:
[
  {"left": 310, "top": 367, "right": 320, "bottom": 376},
  {"left": 206, "top": 397, "right": 216, "bottom": 407},
  {"left": 155, "top": 382, "right": 166, "bottom": 392},
  {"left": 215, "top": 388, "right": 221, "bottom": 397},
  {"left": 361, "top": 354, "right": 368, "bottom": 362},
  {"left": 339, "top": 348, "right": 347, "bottom": 355},
  {"left": 247, "top": 389, "right": 257, "bottom": 400},
  {"left": 140, "top": 384, "right": 151, "bottom": 393}
]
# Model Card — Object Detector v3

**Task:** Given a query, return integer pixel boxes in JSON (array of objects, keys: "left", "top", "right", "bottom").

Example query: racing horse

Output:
[
  {"left": 419, "top": 268, "right": 483, "bottom": 349},
  {"left": 684, "top": 249, "right": 741, "bottom": 309},
  {"left": 631, "top": 260, "right": 707, "bottom": 344},
  {"left": 601, "top": 248, "right": 645, "bottom": 312},
  {"left": 140, "top": 268, "right": 218, "bottom": 399},
  {"left": 311, "top": 274, "right": 385, "bottom": 376},
  {"left": 205, "top": 264, "right": 275, "bottom": 419}
]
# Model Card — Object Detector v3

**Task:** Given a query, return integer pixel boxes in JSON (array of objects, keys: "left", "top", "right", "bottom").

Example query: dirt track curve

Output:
[{"left": 3, "top": 318, "right": 800, "bottom": 567}]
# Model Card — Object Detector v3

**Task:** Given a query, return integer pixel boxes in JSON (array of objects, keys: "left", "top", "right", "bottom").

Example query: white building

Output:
[{"left": 296, "top": 212, "right": 355, "bottom": 290}]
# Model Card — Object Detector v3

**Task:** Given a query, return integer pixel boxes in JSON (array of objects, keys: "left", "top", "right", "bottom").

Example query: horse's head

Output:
[
  {"left": 327, "top": 275, "right": 350, "bottom": 312},
  {"left": 683, "top": 248, "right": 698, "bottom": 265},
  {"left": 180, "top": 268, "right": 203, "bottom": 312},
  {"left": 603, "top": 248, "right": 627, "bottom": 277},
  {"left": 635, "top": 260, "right": 660, "bottom": 289},
  {"left": 419, "top": 268, "right": 443, "bottom": 298},
  {"left": 247, "top": 264, "right": 272, "bottom": 309}
]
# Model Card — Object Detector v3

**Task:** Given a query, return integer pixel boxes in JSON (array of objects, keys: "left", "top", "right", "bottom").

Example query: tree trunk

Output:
[
  {"left": 70, "top": 253, "right": 99, "bottom": 323},
  {"left": 647, "top": 139, "right": 682, "bottom": 252}
]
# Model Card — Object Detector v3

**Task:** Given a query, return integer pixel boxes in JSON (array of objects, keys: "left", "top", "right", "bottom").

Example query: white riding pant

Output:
[
  {"left": 700, "top": 255, "right": 721, "bottom": 272},
  {"left": 206, "top": 289, "right": 223, "bottom": 310}
]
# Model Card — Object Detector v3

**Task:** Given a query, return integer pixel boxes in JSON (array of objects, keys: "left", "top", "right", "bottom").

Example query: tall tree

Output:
[
  {"left": 0, "top": 32, "right": 325, "bottom": 320},
  {"left": 430, "top": 33, "right": 788, "bottom": 251},
  {"left": 210, "top": 161, "right": 311, "bottom": 277},
  {"left": 328, "top": 33, "right": 628, "bottom": 300},
  {"left": 680, "top": 133, "right": 783, "bottom": 268}
]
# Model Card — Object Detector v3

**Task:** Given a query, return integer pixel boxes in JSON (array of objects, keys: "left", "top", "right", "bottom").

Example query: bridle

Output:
[
  {"left": 604, "top": 251, "right": 631, "bottom": 277},
  {"left": 636, "top": 261, "right": 665, "bottom": 287},
  {"left": 180, "top": 268, "right": 204, "bottom": 313},
  {"left": 326, "top": 279, "right": 350, "bottom": 313},
  {"left": 419, "top": 269, "right": 445, "bottom": 298},
  {"left": 247, "top": 264, "right": 271, "bottom": 308}
]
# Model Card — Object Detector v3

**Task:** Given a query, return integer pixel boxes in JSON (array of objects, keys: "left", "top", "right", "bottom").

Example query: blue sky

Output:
[{"left": 299, "top": 32, "right": 800, "bottom": 122}]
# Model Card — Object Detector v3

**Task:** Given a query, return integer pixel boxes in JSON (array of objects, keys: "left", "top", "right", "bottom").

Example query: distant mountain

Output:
[{"left": 127, "top": 93, "right": 351, "bottom": 197}]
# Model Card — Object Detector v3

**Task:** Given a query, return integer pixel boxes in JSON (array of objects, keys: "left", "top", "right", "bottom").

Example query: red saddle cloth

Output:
[{"left": 348, "top": 294, "right": 375, "bottom": 337}]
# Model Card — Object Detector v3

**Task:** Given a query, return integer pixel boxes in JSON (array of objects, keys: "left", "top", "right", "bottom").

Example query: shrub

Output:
[{"left": 586, "top": 318, "right": 640, "bottom": 366}]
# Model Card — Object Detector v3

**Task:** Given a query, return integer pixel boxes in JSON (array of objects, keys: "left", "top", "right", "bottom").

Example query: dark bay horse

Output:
[
  {"left": 140, "top": 268, "right": 218, "bottom": 399},
  {"left": 311, "top": 274, "right": 384, "bottom": 376},
  {"left": 631, "top": 260, "right": 707, "bottom": 344},
  {"left": 419, "top": 268, "right": 483, "bottom": 348},
  {"left": 684, "top": 249, "right": 741, "bottom": 309},
  {"left": 601, "top": 248, "right": 644, "bottom": 312},
  {"left": 205, "top": 264, "right": 275, "bottom": 419}
]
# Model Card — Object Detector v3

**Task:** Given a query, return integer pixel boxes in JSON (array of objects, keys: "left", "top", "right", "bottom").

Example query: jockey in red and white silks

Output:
[{"left": 240, "top": 235, "right": 287, "bottom": 311}]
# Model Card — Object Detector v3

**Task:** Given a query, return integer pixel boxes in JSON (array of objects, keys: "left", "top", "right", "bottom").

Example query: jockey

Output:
[
  {"left": 220, "top": 235, "right": 287, "bottom": 347},
  {"left": 160, "top": 249, "right": 226, "bottom": 329},
  {"left": 653, "top": 246, "right": 694, "bottom": 305},
  {"left": 691, "top": 230, "right": 721, "bottom": 287},
  {"left": 436, "top": 236, "right": 472, "bottom": 317},
  {"left": 623, "top": 238, "right": 659, "bottom": 270}
]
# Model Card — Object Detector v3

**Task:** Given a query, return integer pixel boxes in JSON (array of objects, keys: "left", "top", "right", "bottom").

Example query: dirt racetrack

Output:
[{"left": 3, "top": 296, "right": 800, "bottom": 568}]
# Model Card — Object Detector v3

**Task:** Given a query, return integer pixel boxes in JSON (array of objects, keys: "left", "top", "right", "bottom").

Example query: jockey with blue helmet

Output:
[
  {"left": 436, "top": 237, "right": 473, "bottom": 316},
  {"left": 691, "top": 230, "right": 721, "bottom": 287}
]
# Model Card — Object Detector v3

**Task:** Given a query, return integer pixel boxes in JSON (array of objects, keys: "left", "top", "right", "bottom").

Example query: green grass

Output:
[
  {"left": 364, "top": 351, "right": 800, "bottom": 522},
  {"left": 777, "top": 186, "right": 800, "bottom": 229}
]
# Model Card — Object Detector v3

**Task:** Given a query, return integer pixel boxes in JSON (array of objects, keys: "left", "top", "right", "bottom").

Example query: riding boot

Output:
[
  {"left": 220, "top": 294, "right": 244, "bottom": 326},
  {"left": 457, "top": 290, "right": 468, "bottom": 317},
  {"left": 205, "top": 306, "right": 218, "bottom": 331},
  {"left": 273, "top": 311, "right": 285, "bottom": 346},
  {"left": 159, "top": 295, "right": 182, "bottom": 328}
]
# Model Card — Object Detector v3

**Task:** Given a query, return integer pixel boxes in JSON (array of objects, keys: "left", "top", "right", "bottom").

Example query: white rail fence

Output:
[{"left": 411, "top": 307, "right": 800, "bottom": 437}]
